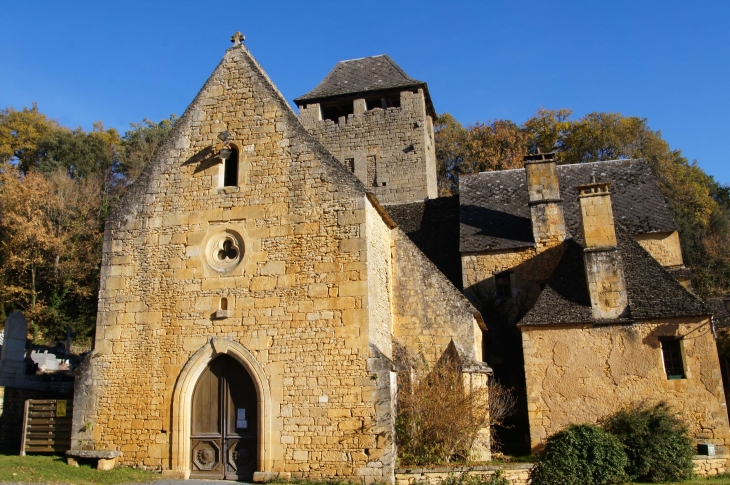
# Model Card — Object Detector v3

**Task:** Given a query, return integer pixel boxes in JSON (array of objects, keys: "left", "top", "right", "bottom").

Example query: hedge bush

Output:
[
  {"left": 529, "top": 424, "right": 628, "bottom": 485},
  {"left": 602, "top": 402, "right": 695, "bottom": 482}
]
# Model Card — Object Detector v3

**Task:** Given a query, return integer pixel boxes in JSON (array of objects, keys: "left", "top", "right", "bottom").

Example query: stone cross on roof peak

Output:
[{"left": 231, "top": 31, "right": 245, "bottom": 46}]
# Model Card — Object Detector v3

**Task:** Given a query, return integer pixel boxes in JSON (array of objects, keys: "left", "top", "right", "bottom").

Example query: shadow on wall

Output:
[
  {"left": 463, "top": 242, "right": 568, "bottom": 455},
  {"left": 397, "top": 196, "right": 463, "bottom": 290},
  {"left": 460, "top": 204, "right": 533, "bottom": 247}
]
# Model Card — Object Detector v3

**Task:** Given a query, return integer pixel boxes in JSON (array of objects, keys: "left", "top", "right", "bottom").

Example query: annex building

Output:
[{"left": 69, "top": 36, "right": 730, "bottom": 481}]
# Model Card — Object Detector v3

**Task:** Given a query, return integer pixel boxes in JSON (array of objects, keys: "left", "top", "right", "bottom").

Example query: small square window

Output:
[
  {"left": 345, "top": 158, "right": 355, "bottom": 172},
  {"left": 495, "top": 272, "right": 512, "bottom": 299},
  {"left": 660, "top": 337, "right": 685, "bottom": 380}
]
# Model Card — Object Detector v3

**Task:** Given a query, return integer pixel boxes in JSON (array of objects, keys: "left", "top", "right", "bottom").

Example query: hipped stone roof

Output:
[
  {"left": 294, "top": 55, "right": 435, "bottom": 117},
  {"left": 460, "top": 159, "right": 677, "bottom": 253}
]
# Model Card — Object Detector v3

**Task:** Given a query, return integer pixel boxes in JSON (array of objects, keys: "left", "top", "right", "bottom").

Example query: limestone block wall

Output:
[
  {"left": 521, "top": 318, "right": 730, "bottom": 451},
  {"left": 635, "top": 231, "right": 684, "bottom": 267},
  {"left": 73, "top": 44, "right": 398, "bottom": 481},
  {"left": 393, "top": 229, "right": 484, "bottom": 365},
  {"left": 299, "top": 90, "right": 437, "bottom": 205}
]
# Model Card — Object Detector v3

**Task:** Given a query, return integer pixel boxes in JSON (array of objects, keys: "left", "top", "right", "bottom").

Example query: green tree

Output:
[
  {"left": 0, "top": 104, "right": 61, "bottom": 169},
  {"left": 118, "top": 115, "right": 177, "bottom": 183},
  {"left": 434, "top": 113, "right": 469, "bottom": 196}
]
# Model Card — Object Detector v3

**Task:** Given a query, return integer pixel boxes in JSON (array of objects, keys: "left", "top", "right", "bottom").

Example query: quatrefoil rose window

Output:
[{"left": 207, "top": 232, "right": 244, "bottom": 272}]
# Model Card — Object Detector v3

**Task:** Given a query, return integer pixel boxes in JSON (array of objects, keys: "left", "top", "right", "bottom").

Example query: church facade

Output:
[
  {"left": 70, "top": 39, "right": 486, "bottom": 481},
  {"left": 70, "top": 36, "right": 730, "bottom": 481}
]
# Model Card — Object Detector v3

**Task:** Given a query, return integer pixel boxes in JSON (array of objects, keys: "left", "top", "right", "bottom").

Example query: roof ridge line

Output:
[{"left": 338, "top": 54, "right": 387, "bottom": 63}]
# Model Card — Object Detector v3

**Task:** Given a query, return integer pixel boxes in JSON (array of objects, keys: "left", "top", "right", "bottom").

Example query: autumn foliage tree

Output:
[{"left": 0, "top": 105, "right": 175, "bottom": 342}]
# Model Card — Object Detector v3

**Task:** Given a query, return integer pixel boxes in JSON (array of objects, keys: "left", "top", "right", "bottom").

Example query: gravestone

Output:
[
  {"left": 0, "top": 311, "right": 29, "bottom": 380},
  {"left": 1, "top": 311, "right": 28, "bottom": 362}
]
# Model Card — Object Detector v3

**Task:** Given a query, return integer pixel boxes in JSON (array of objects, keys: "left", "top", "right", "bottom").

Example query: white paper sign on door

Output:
[{"left": 236, "top": 408, "right": 248, "bottom": 429}]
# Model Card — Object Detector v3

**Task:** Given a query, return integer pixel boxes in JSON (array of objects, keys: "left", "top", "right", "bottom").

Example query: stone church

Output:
[{"left": 70, "top": 36, "right": 730, "bottom": 481}]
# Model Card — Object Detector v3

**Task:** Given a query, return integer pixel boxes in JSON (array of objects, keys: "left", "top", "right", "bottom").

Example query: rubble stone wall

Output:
[
  {"left": 395, "top": 464, "right": 532, "bottom": 485},
  {"left": 393, "top": 229, "right": 484, "bottom": 365},
  {"left": 521, "top": 318, "right": 730, "bottom": 451},
  {"left": 299, "top": 90, "right": 437, "bottom": 205}
]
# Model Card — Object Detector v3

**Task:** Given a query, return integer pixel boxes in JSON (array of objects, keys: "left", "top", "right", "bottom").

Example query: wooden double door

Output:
[{"left": 191, "top": 354, "right": 258, "bottom": 480}]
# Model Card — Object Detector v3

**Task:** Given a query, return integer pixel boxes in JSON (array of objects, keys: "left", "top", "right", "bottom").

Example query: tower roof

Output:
[{"left": 294, "top": 55, "right": 435, "bottom": 116}]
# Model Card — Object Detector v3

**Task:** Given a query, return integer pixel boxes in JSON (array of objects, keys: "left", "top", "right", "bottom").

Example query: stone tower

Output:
[{"left": 295, "top": 55, "right": 438, "bottom": 204}]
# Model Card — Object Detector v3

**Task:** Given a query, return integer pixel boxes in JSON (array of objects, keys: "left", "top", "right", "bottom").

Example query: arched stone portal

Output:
[{"left": 170, "top": 338, "right": 272, "bottom": 479}]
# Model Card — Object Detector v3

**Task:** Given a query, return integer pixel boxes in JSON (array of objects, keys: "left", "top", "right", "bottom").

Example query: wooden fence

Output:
[{"left": 20, "top": 399, "right": 73, "bottom": 455}]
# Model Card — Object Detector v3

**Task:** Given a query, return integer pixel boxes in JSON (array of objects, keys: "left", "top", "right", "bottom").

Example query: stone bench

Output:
[{"left": 66, "top": 450, "right": 122, "bottom": 470}]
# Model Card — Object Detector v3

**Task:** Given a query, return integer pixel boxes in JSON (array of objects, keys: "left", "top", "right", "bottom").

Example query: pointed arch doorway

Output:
[{"left": 190, "top": 354, "right": 258, "bottom": 480}]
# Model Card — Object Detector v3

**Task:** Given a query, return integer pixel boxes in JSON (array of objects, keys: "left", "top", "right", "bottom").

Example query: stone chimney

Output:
[
  {"left": 524, "top": 153, "right": 566, "bottom": 246},
  {"left": 576, "top": 178, "right": 629, "bottom": 321}
]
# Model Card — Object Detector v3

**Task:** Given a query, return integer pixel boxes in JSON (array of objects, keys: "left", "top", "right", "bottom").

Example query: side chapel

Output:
[{"left": 70, "top": 35, "right": 730, "bottom": 480}]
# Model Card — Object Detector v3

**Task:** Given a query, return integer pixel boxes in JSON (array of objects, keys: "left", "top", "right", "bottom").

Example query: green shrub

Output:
[
  {"left": 529, "top": 424, "right": 628, "bottom": 485},
  {"left": 602, "top": 402, "right": 695, "bottom": 482}
]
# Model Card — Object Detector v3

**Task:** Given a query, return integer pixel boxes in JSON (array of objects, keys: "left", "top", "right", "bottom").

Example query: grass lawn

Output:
[
  {"left": 1, "top": 453, "right": 729, "bottom": 485},
  {"left": 632, "top": 478, "right": 730, "bottom": 485},
  {"left": 0, "top": 454, "right": 159, "bottom": 484}
]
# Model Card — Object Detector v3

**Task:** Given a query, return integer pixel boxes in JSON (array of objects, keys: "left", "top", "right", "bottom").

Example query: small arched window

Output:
[{"left": 223, "top": 147, "right": 239, "bottom": 187}]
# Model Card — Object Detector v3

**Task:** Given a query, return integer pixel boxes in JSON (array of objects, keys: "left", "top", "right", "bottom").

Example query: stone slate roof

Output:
[
  {"left": 294, "top": 55, "right": 435, "bottom": 117},
  {"left": 296, "top": 55, "right": 424, "bottom": 101},
  {"left": 708, "top": 299, "right": 730, "bottom": 328},
  {"left": 519, "top": 228, "right": 711, "bottom": 326},
  {"left": 460, "top": 159, "right": 677, "bottom": 253},
  {"left": 386, "top": 197, "right": 463, "bottom": 290}
]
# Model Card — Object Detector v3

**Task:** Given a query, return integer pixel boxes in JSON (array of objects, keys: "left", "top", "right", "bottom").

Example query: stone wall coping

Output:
[
  {"left": 395, "top": 463, "right": 535, "bottom": 474},
  {"left": 66, "top": 450, "right": 122, "bottom": 459}
]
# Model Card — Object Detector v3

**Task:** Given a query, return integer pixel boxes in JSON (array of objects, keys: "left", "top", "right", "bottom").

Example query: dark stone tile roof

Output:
[
  {"left": 295, "top": 55, "right": 425, "bottom": 102},
  {"left": 519, "top": 228, "right": 710, "bottom": 326},
  {"left": 459, "top": 159, "right": 677, "bottom": 252},
  {"left": 385, "top": 196, "right": 463, "bottom": 290},
  {"left": 708, "top": 299, "right": 730, "bottom": 328}
]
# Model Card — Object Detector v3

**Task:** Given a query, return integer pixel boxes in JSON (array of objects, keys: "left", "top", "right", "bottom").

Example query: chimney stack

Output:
[
  {"left": 576, "top": 178, "right": 629, "bottom": 321},
  {"left": 524, "top": 153, "right": 566, "bottom": 247}
]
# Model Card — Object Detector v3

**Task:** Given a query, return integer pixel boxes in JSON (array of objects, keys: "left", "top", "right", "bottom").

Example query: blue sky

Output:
[{"left": 1, "top": 1, "right": 728, "bottom": 184}]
